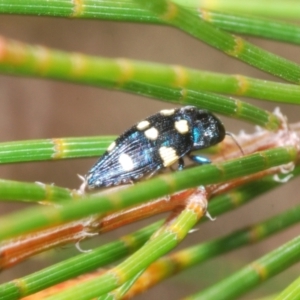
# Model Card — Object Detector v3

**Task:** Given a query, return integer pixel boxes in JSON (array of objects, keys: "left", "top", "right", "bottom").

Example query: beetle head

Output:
[{"left": 191, "top": 109, "right": 225, "bottom": 150}]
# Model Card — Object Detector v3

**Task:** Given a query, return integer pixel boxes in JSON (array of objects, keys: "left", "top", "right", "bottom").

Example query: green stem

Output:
[
  {"left": 187, "top": 234, "right": 300, "bottom": 300},
  {"left": 0, "top": 146, "right": 296, "bottom": 241},
  {"left": 46, "top": 190, "right": 206, "bottom": 299},
  {"left": 175, "top": 0, "right": 300, "bottom": 18},
  {"left": 0, "top": 179, "right": 73, "bottom": 203},
  {"left": 0, "top": 222, "right": 159, "bottom": 300},
  {"left": 136, "top": 0, "right": 300, "bottom": 83},
  {"left": 2, "top": 1, "right": 300, "bottom": 46},
  {"left": 124, "top": 82, "right": 281, "bottom": 130},
  {"left": 0, "top": 136, "right": 115, "bottom": 164},
  {"left": 200, "top": 10, "right": 300, "bottom": 45},
  {"left": 127, "top": 203, "right": 300, "bottom": 297},
  {"left": 275, "top": 276, "right": 300, "bottom": 300},
  {"left": 1, "top": 36, "right": 300, "bottom": 106}
]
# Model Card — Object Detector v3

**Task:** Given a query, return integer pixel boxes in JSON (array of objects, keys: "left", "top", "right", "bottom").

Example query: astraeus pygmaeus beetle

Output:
[{"left": 86, "top": 106, "right": 225, "bottom": 188}]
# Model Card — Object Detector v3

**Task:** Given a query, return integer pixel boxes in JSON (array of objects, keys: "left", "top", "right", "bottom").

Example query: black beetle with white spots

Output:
[{"left": 86, "top": 106, "right": 226, "bottom": 189}]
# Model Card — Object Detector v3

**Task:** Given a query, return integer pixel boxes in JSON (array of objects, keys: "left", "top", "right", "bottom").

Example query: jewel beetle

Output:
[{"left": 86, "top": 106, "right": 225, "bottom": 189}]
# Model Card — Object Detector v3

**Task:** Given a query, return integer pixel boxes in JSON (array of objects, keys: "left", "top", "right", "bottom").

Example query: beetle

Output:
[{"left": 86, "top": 106, "right": 225, "bottom": 189}]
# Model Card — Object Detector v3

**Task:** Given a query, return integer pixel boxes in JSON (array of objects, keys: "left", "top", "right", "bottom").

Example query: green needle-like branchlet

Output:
[
  {"left": 45, "top": 190, "right": 207, "bottom": 299},
  {"left": 0, "top": 2, "right": 300, "bottom": 299},
  {"left": 0, "top": 136, "right": 115, "bottom": 164},
  {"left": 0, "top": 179, "right": 73, "bottom": 203},
  {"left": 136, "top": 0, "right": 300, "bottom": 83},
  {"left": 176, "top": 0, "right": 300, "bottom": 19},
  {"left": 2, "top": 0, "right": 300, "bottom": 46},
  {"left": 98, "top": 269, "right": 146, "bottom": 300},
  {"left": 199, "top": 10, "right": 300, "bottom": 45},
  {"left": 187, "top": 235, "right": 300, "bottom": 300},
  {"left": 122, "top": 202, "right": 300, "bottom": 298},
  {"left": 1, "top": 167, "right": 300, "bottom": 300},
  {"left": 0, "top": 146, "right": 296, "bottom": 242},
  {"left": 124, "top": 82, "right": 281, "bottom": 130},
  {"left": 275, "top": 276, "right": 300, "bottom": 300},
  {"left": 0, "top": 223, "right": 159, "bottom": 300},
  {"left": 0, "top": 37, "right": 300, "bottom": 106}
]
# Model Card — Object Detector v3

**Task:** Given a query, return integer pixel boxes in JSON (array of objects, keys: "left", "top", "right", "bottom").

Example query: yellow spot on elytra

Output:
[
  {"left": 144, "top": 127, "right": 159, "bottom": 140},
  {"left": 234, "top": 75, "right": 249, "bottom": 95},
  {"left": 161, "top": 2, "right": 178, "bottom": 21},
  {"left": 116, "top": 59, "right": 134, "bottom": 85},
  {"left": 159, "top": 146, "right": 179, "bottom": 167},
  {"left": 160, "top": 109, "right": 175, "bottom": 116},
  {"left": 226, "top": 36, "right": 245, "bottom": 57},
  {"left": 137, "top": 120, "right": 150, "bottom": 131},
  {"left": 250, "top": 262, "right": 268, "bottom": 280},
  {"left": 107, "top": 141, "right": 116, "bottom": 152},
  {"left": 119, "top": 153, "right": 134, "bottom": 171},
  {"left": 52, "top": 138, "right": 66, "bottom": 159},
  {"left": 71, "top": 0, "right": 84, "bottom": 17},
  {"left": 175, "top": 120, "right": 189, "bottom": 134},
  {"left": 172, "top": 65, "right": 188, "bottom": 87}
]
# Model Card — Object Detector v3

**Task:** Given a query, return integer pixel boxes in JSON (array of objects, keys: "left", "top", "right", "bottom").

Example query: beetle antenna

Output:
[{"left": 225, "top": 132, "right": 244, "bottom": 156}]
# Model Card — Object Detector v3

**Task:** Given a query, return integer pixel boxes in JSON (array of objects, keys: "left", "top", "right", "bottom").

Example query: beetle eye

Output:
[{"left": 215, "top": 118, "right": 226, "bottom": 142}]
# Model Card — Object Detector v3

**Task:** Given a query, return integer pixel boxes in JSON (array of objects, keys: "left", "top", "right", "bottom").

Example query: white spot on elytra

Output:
[
  {"left": 137, "top": 120, "right": 150, "bottom": 130},
  {"left": 119, "top": 153, "right": 134, "bottom": 171},
  {"left": 175, "top": 120, "right": 189, "bottom": 134},
  {"left": 160, "top": 109, "right": 175, "bottom": 116},
  {"left": 107, "top": 142, "right": 116, "bottom": 152},
  {"left": 159, "top": 146, "right": 179, "bottom": 167},
  {"left": 144, "top": 127, "right": 159, "bottom": 140}
]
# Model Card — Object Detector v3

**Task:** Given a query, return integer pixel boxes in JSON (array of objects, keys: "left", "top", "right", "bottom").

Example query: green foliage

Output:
[{"left": 0, "top": 1, "right": 300, "bottom": 299}]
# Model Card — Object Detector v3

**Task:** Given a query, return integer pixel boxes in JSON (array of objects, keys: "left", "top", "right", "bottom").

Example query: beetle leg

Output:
[
  {"left": 189, "top": 154, "right": 211, "bottom": 165},
  {"left": 177, "top": 157, "right": 185, "bottom": 170}
]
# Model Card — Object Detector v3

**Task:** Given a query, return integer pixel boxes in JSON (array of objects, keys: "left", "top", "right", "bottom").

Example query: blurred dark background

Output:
[{"left": 0, "top": 15, "right": 299, "bottom": 299}]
